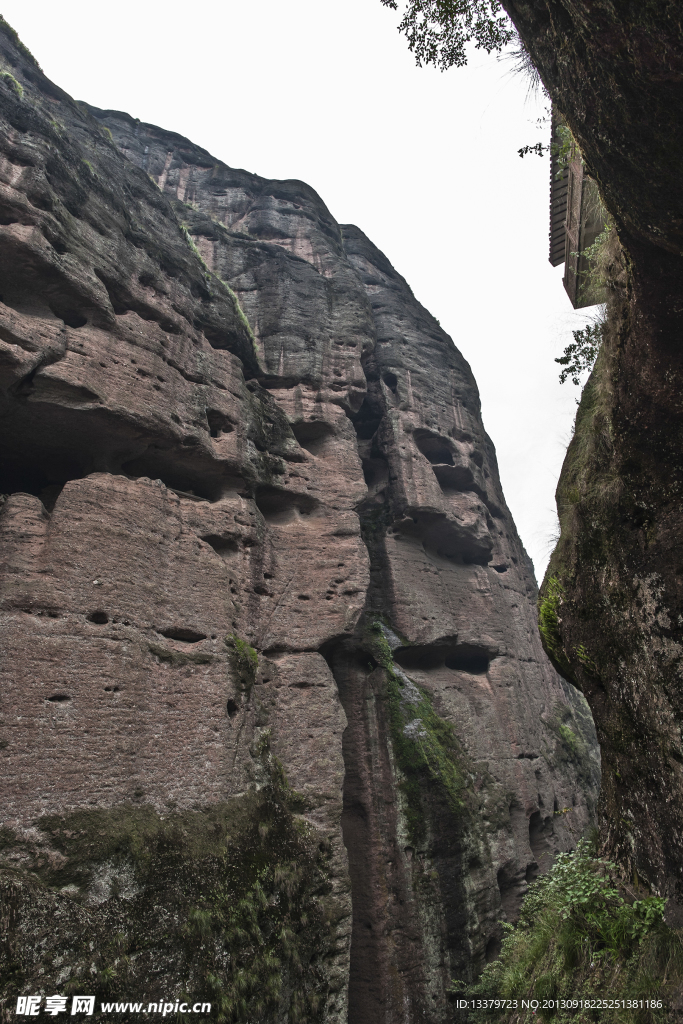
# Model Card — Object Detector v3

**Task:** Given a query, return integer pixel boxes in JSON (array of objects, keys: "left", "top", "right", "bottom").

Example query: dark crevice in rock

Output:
[
  {"left": 158, "top": 626, "right": 207, "bottom": 643},
  {"left": 413, "top": 428, "right": 455, "bottom": 466},
  {"left": 290, "top": 419, "right": 334, "bottom": 458},
  {"left": 206, "top": 409, "right": 234, "bottom": 438},
  {"left": 0, "top": 461, "right": 68, "bottom": 513},
  {"left": 254, "top": 485, "right": 318, "bottom": 524},
  {"left": 389, "top": 511, "right": 493, "bottom": 567},
  {"left": 326, "top": 641, "right": 431, "bottom": 1024},
  {"left": 201, "top": 534, "right": 239, "bottom": 558}
]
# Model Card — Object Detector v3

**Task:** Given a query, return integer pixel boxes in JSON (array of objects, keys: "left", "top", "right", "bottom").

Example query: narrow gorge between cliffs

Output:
[{"left": 0, "top": 25, "right": 599, "bottom": 1024}]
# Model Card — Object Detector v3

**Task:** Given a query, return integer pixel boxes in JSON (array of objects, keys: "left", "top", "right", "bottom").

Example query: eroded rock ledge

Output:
[{"left": 0, "top": 24, "right": 598, "bottom": 1024}]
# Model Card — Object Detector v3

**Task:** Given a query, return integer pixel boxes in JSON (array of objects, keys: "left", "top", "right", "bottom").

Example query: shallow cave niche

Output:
[
  {"left": 0, "top": 459, "right": 72, "bottom": 513},
  {"left": 485, "top": 932, "right": 502, "bottom": 963},
  {"left": 432, "top": 463, "right": 476, "bottom": 493},
  {"left": 350, "top": 391, "right": 384, "bottom": 442},
  {"left": 158, "top": 626, "right": 207, "bottom": 643},
  {"left": 361, "top": 456, "right": 389, "bottom": 499},
  {"left": 444, "top": 647, "right": 490, "bottom": 674},
  {"left": 201, "top": 534, "right": 239, "bottom": 559},
  {"left": 391, "top": 510, "right": 493, "bottom": 567},
  {"left": 121, "top": 451, "right": 240, "bottom": 503},
  {"left": 50, "top": 305, "right": 88, "bottom": 329},
  {"left": 290, "top": 419, "right": 334, "bottom": 458},
  {"left": 413, "top": 428, "right": 454, "bottom": 466},
  {"left": 254, "top": 485, "right": 319, "bottom": 526},
  {"left": 393, "top": 641, "right": 491, "bottom": 675},
  {"left": 227, "top": 698, "right": 239, "bottom": 718}
]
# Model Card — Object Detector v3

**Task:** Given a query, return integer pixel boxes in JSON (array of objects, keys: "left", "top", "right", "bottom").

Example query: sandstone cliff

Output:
[{"left": 0, "top": 21, "right": 598, "bottom": 1023}]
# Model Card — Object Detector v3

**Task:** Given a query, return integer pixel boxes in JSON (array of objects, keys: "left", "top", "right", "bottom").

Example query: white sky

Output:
[{"left": 5, "top": 0, "right": 599, "bottom": 579}]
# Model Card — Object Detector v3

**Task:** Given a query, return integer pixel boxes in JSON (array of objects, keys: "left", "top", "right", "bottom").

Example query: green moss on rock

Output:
[{"left": 0, "top": 754, "right": 341, "bottom": 1023}]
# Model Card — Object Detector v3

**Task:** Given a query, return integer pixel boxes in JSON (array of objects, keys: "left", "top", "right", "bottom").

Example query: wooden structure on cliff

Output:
[{"left": 549, "top": 110, "right": 606, "bottom": 308}]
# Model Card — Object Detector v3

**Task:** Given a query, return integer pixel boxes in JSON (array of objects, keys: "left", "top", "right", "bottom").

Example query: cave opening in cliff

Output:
[
  {"left": 350, "top": 391, "right": 384, "bottom": 441},
  {"left": 121, "top": 451, "right": 240, "bottom": 502},
  {"left": 290, "top": 419, "right": 334, "bottom": 457},
  {"left": 413, "top": 428, "right": 455, "bottom": 465},
  {"left": 0, "top": 459, "right": 70, "bottom": 512},
  {"left": 254, "top": 485, "right": 319, "bottom": 524},
  {"left": 394, "top": 642, "right": 491, "bottom": 675}
]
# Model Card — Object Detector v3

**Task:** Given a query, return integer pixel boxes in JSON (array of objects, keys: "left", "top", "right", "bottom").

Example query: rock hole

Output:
[
  {"left": 297, "top": 594, "right": 311, "bottom": 601},
  {"left": 51, "top": 308, "right": 87, "bottom": 329},
  {"left": 394, "top": 642, "right": 491, "bottom": 674},
  {"left": 350, "top": 393, "right": 384, "bottom": 440},
  {"left": 492, "top": 564, "right": 507, "bottom": 573},
  {"left": 227, "top": 698, "right": 238, "bottom": 718},
  {"left": 254, "top": 486, "right": 318, "bottom": 525},
  {"left": 201, "top": 534, "right": 239, "bottom": 557},
  {"left": 46, "top": 693, "right": 71, "bottom": 702},
  {"left": 159, "top": 627, "right": 207, "bottom": 643},
  {"left": 290, "top": 420, "right": 334, "bottom": 457},
  {"left": 413, "top": 428, "right": 455, "bottom": 466},
  {"left": 382, "top": 371, "right": 398, "bottom": 392},
  {"left": 104, "top": 685, "right": 121, "bottom": 692},
  {"left": 485, "top": 933, "right": 502, "bottom": 962},
  {"left": 206, "top": 409, "right": 235, "bottom": 438},
  {"left": 444, "top": 649, "right": 490, "bottom": 674},
  {"left": 122, "top": 454, "right": 234, "bottom": 502},
  {"left": 362, "top": 457, "right": 389, "bottom": 495},
  {"left": 87, "top": 610, "right": 109, "bottom": 624}
]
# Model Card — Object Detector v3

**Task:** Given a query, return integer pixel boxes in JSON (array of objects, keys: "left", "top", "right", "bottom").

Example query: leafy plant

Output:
[
  {"left": 380, "top": 0, "right": 514, "bottom": 70},
  {"left": 0, "top": 69, "right": 23, "bottom": 98},
  {"left": 225, "top": 633, "right": 258, "bottom": 691},
  {"left": 556, "top": 319, "right": 604, "bottom": 386},
  {"left": 465, "top": 840, "right": 677, "bottom": 1022},
  {"left": 538, "top": 575, "right": 570, "bottom": 671}
]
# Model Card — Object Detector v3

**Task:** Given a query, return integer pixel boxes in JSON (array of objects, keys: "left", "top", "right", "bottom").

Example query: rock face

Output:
[
  {"left": 0, "top": 22, "right": 598, "bottom": 1023},
  {"left": 495, "top": 0, "right": 683, "bottom": 921}
]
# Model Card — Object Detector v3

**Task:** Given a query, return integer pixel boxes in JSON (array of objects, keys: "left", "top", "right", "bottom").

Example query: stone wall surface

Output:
[{"left": 0, "top": 24, "right": 598, "bottom": 1024}]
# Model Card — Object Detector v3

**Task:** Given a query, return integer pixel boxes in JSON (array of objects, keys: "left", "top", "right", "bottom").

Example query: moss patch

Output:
[
  {"left": 0, "top": 68, "right": 23, "bottom": 97},
  {"left": 0, "top": 754, "right": 340, "bottom": 1023},
  {"left": 539, "top": 575, "right": 571, "bottom": 676},
  {"left": 366, "top": 622, "right": 475, "bottom": 846},
  {"left": 225, "top": 634, "right": 258, "bottom": 691}
]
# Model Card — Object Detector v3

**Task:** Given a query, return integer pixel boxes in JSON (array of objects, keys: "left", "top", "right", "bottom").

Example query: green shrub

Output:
[
  {"left": 0, "top": 69, "right": 23, "bottom": 97},
  {"left": 465, "top": 840, "right": 679, "bottom": 1023}
]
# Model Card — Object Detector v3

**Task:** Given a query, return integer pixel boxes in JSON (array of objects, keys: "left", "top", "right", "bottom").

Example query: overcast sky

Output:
[{"left": 4, "top": 0, "right": 599, "bottom": 579}]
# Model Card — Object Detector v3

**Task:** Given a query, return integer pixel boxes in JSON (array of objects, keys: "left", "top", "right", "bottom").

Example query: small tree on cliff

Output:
[{"left": 381, "top": 0, "right": 514, "bottom": 68}]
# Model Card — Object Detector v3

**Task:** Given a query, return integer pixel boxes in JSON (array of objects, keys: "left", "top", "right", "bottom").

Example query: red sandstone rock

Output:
[{"left": 0, "top": 26, "right": 598, "bottom": 1024}]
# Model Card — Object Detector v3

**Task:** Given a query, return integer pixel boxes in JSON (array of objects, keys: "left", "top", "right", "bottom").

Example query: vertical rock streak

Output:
[{"left": 0, "top": 28, "right": 597, "bottom": 1022}]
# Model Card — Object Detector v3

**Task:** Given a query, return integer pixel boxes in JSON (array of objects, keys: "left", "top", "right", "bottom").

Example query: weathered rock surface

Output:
[
  {"left": 495, "top": 0, "right": 683, "bottom": 923},
  {"left": 0, "top": 21, "right": 597, "bottom": 1023}
]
